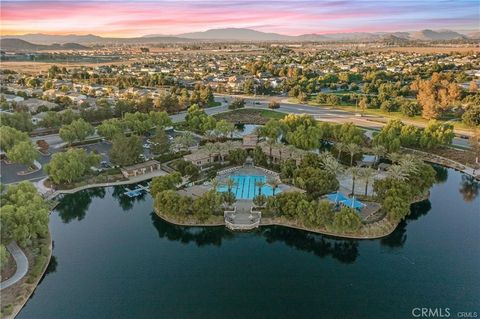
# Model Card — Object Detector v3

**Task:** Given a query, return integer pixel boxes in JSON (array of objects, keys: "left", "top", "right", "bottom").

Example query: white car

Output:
[{"left": 143, "top": 143, "right": 150, "bottom": 149}]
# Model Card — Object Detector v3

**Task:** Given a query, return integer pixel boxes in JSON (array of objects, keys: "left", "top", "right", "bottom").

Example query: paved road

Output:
[
  {"left": 0, "top": 94, "right": 470, "bottom": 185},
  {"left": 0, "top": 242, "right": 29, "bottom": 290},
  {"left": 215, "top": 94, "right": 471, "bottom": 148}
]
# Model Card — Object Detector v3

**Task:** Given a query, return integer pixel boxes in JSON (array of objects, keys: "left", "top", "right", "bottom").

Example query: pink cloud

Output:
[{"left": 1, "top": 0, "right": 477, "bottom": 36}]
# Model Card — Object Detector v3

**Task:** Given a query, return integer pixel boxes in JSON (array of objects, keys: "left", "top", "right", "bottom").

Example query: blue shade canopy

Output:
[
  {"left": 326, "top": 191, "right": 348, "bottom": 204},
  {"left": 340, "top": 197, "right": 365, "bottom": 210}
]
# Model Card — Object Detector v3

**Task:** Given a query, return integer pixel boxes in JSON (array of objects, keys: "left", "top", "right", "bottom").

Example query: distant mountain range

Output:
[
  {"left": 0, "top": 28, "right": 476, "bottom": 50},
  {"left": 150, "top": 28, "right": 472, "bottom": 42},
  {"left": 0, "top": 38, "right": 91, "bottom": 51}
]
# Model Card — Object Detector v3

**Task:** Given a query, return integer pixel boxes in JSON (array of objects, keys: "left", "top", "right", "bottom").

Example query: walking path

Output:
[
  {"left": 36, "top": 169, "right": 168, "bottom": 199},
  {"left": 0, "top": 242, "right": 28, "bottom": 291},
  {"left": 403, "top": 147, "right": 480, "bottom": 180}
]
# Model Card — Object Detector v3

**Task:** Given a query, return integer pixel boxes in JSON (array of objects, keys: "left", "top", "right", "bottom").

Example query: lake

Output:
[{"left": 18, "top": 166, "right": 480, "bottom": 319}]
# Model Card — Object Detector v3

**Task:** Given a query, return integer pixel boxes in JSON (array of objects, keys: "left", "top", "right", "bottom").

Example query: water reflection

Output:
[
  {"left": 380, "top": 200, "right": 432, "bottom": 249},
  {"left": 150, "top": 212, "right": 359, "bottom": 263},
  {"left": 433, "top": 165, "right": 448, "bottom": 183},
  {"left": 459, "top": 175, "right": 479, "bottom": 202},
  {"left": 261, "top": 227, "right": 359, "bottom": 263},
  {"left": 150, "top": 212, "right": 234, "bottom": 246},
  {"left": 45, "top": 255, "right": 58, "bottom": 275},
  {"left": 56, "top": 188, "right": 105, "bottom": 223},
  {"left": 112, "top": 185, "right": 147, "bottom": 211}
]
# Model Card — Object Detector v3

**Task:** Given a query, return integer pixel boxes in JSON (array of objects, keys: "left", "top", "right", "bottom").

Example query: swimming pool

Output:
[{"left": 217, "top": 175, "right": 279, "bottom": 199}]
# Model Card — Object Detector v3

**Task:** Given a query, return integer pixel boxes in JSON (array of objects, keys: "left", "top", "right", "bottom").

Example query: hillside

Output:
[
  {"left": 1, "top": 28, "right": 476, "bottom": 44},
  {"left": 0, "top": 38, "right": 90, "bottom": 51}
]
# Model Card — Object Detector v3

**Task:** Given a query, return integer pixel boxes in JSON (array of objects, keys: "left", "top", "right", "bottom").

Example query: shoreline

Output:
[
  {"left": 1, "top": 232, "right": 52, "bottom": 319},
  {"left": 9, "top": 160, "right": 459, "bottom": 317},
  {"left": 154, "top": 208, "right": 398, "bottom": 240}
]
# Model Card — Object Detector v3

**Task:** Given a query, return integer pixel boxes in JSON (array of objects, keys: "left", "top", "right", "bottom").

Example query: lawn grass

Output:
[
  {"left": 288, "top": 97, "right": 473, "bottom": 132},
  {"left": 213, "top": 108, "right": 286, "bottom": 124},
  {"left": 206, "top": 101, "right": 222, "bottom": 108}
]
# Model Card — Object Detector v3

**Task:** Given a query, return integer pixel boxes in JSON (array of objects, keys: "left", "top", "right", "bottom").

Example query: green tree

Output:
[
  {"left": 252, "top": 146, "right": 268, "bottom": 167},
  {"left": 346, "top": 143, "right": 362, "bottom": 166},
  {"left": 280, "top": 158, "right": 297, "bottom": 180},
  {"left": 304, "top": 200, "right": 335, "bottom": 228},
  {"left": 228, "top": 148, "right": 247, "bottom": 165},
  {"left": 6, "top": 141, "right": 38, "bottom": 167},
  {"left": 372, "top": 119, "right": 403, "bottom": 153},
  {"left": 0, "top": 182, "right": 49, "bottom": 246},
  {"left": 332, "top": 207, "right": 361, "bottom": 233},
  {"left": 286, "top": 125, "right": 322, "bottom": 150},
  {"left": 0, "top": 126, "right": 29, "bottom": 152},
  {"left": 462, "top": 106, "right": 480, "bottom": 127},
  {"left": 192, "top": 190, "right": 223, "bottom": 221},
  {"left": 294, "top": 167, "right": 338, "bottom": 199},
  {"left": 214, "top": 120, "right": 235, "bottom": 139},
  {"left": 174, "top": 132, "right": 196, "bottom": 150},
  {"left": 419, "top": 120, "right": 455, "bottom": 149},
  {"left": 59, "top": 119, "right": 94, "bottom": 144},
  {"left": 45, "top": 148, "right": 100, "bottom": 184},
  {"left": 97, "top": 118, "right": 123, "bottom": 141},
  {"left": 1, "top": 112, "right": 33, "bottom": 132},
  {"left": 109, "top": 135, "right": 143, "bottom": 166},
  {"left": 222, "top": 191, "right": 236, "bottom": 207},
  {"left": 347, "top": 166, "right": 362, "bottom": 196},
  {"left": 40, "top": 111, "right": 62, "bottom": 128},
  {"left": 260, "top": 119, "right": 285, "bottom": 141},
  {"left": 123, "top": 112, "right": 152, "bottom": 135},
  {"left": 151, "top": 172, "right": 182, "bottom": 197},
  {"left": 229, "top": 98, "right": 246, "bottom": 110},
  {"left": 150, "top": 128, "right": 170, "bottom": 155},
  {"left": 359, "top": 167, "right": 376, "bottom": 196},
  {"left": 154, "top": 190, "right": 192, "bottom": 218},
  {"left": 253, "top": 194, "right": 267, "bottom": 207},
  {"left": 0, "top": 244, "right": 8, "bottom": 267}
]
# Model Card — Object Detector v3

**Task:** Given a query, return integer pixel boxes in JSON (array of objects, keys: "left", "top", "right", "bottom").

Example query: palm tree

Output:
[
  {"left": 255, "top": 180, "right": 266, "bottom": 196},
  {"left": 266, "top": 138, "right": 276, "bottom": 163},
  {"left": 226, "top": 177, "right": 236, "bottom": 193},
  {"left": 174, "top": 132, "right": 195, "bottom": 150},
  {"left": 371, "top": 145, "right": 386, "bottom": 164},
  {"left": 204, "top": 142, "right": 218, "bottom": 164},
  {"left": 387, "top": 164, "right": 408, "bottom": 181},
  {"left": 214, "top": 142, "right": 227, "bottom": 163},
  {"left": 347, "top": 166, "right": 362, "bottom": 196},
  {"left": 225, "top": 140, "right": 236, "bottom": 152},
  {"left": 274, "top": 142, "right": 283, "bottom": 162},
  {"left": 268, "top": 179, "right": 281, "bottom": 196},
  {"left": 286, "top": 144, "right": 298, "bottom": 160},
  {"left": 398, "top": 154, "right": 420, "bottom": 176},
  {"left": 359, "top": 167, "right": 376, "bottom": 196},
  {"left": 321, "top": 157, "right": 344, "bottom": 176},
  {"left": 334, "top": 142, "right": 346, "bottom": 161},
  {"left": 318, "top": 150, "right": 335, "bottom": 164},
  {"left": 346, "top": 143, "right": 362, "bottom": 166},
  {"left": 211, "top": 178, "right": 219, "bottom": 190},
  {"left": 387, "top": 152, "right": 403, "bottom": 164}
]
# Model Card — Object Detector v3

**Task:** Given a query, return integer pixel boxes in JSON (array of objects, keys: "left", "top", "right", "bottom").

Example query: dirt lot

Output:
[{"left": 0, "top": 59, "right": 138, "bottom": 73}]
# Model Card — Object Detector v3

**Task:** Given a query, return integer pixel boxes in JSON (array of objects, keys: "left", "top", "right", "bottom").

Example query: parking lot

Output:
[{"left": 0, "top": 129, "right": 189, "bottom": 185}]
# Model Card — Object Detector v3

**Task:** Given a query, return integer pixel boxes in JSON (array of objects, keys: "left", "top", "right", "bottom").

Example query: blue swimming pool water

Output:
[{"left": 217, "top": 175, "right": 279, "bottom": 199}]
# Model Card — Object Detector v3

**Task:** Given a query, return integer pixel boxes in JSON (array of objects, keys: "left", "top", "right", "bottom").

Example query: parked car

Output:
[{"left": 143, "top": 143, "right": 151, "bottom": 149}]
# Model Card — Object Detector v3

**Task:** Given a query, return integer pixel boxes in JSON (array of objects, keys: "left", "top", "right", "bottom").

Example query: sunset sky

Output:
[{"left": 1, "top": 0, "right": 478, "bottom": 37}]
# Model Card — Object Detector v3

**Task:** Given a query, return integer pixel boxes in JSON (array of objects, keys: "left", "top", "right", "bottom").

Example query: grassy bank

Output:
[
  {"left": 213, "top": 108, "right": 286, "bottom": 124},
  {"left": 1, "top": 235, "right": 52, "bottom": 319},
  {"left": 287, "top": 97, "right": 474, "bottom": 131}
]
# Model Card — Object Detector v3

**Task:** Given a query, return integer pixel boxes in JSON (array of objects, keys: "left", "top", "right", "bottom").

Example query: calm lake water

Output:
[{"left": 19, "top": 167, "right": 479, "bottom": 319}]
